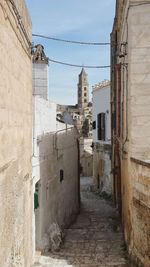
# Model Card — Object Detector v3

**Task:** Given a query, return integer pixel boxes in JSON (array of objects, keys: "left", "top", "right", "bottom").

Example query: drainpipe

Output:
[
  {"left": 116, "top": 63, "right": 122, "bottom": 216},
  {"left": 116, "top": 63, "right": 121, "bottom": 138},
  {"left": 77, "top": 139, "right": 81, "bottom": 208}
]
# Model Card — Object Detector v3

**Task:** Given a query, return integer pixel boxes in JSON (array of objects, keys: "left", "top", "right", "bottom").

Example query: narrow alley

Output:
[{"left": 34, "top": 177, "right": 131, "bottom": 267}]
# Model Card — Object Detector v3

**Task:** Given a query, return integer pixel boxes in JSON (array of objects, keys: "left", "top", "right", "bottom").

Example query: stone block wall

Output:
[
  {"left": 128, "top": 2, "right": 150, "bottom": 160},
  {"left": 0, "top": 1, "right": 32, "bottom": 266},
  {"left": 111, "top": 1, "right": 150, "bottom": 266},
  {"left": 33, "top": 63, "right": 48, "bottom": 100},
  {"left": 80, "top": 138, "right": 93, "bottom": 177},
  {"left": 129, "top": 158, "right": 150, "bottom": 267}
]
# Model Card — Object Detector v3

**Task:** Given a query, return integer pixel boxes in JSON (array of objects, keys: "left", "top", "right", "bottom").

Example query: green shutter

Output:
[{"left": 34, "top": 192, "right": 39, "bottom": 209}]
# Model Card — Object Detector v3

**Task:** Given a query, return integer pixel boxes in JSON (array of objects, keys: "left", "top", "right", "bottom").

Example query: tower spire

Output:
[{"left": 77, "top": 68, "right": 89, "bottom": 110}]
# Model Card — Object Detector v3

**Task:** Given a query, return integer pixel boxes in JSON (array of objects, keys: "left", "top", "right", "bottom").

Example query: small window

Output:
[
  {"left": 97, "top": 113, "right": 105, "bottom": 141},
  {"left": 84, "top": 93, "right": 86, "bottom": 97},
  {"left": 34, "top": 182, "right": 39, "bottom": 210},
  {"left": 60, "top": 169, "right": 64, "bottom": 182},
  {"left": 84, "top": 99, "right": 87, "bottom": 103},
  {"left": 92, "top": 121, "right": 96, "bottom": 129},
  {"left": 84, "top": 87, "right": 86, "bottom": 91}
]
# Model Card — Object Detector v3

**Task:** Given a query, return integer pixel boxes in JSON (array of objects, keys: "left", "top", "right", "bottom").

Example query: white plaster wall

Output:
[
  {"left": 32, "top": 96, "right": 57, "bottom": 254},
  {"left": 32, "top": 95, "right": 67, "bottom": 184},
  {"left": 37, "top": 127, "right": 79, "bottom": 251},
  {"left": 32, "top": 96, "right": 77, "bottom": 253},
  {"left": 33, "top": 63, "right": 49, "bottom": 100},
  {"left": 32, "top": 96, "right": 57, "bottom": 184},
  {"left": 92, "top": 86, "right": 111, "bottom": 143}
]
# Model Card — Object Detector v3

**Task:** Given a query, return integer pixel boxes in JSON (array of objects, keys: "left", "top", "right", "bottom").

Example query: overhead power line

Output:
[
  {"left": 48, "top": 58, "right": 110, "bottom": 69},
  {"left": 33, "top": 34, "right": 110, "bottom": 46}
]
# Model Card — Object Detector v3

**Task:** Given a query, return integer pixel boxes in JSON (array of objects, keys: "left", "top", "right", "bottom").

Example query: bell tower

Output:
[{"left": 78, "top": 68, "right": 89, "bottom": 110}]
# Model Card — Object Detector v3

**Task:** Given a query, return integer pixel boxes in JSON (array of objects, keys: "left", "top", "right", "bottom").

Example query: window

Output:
[
  {"left": 97, "top": 113, "right": 105, "bottom": 140},
  {"left": 60, "top": 169, "right": 64, "bottom": 182},
  {"left": 84, "top": 93, "right": 86, "bottom": 97},
  {"left": 84, "top": 87, "right": 86, "bottom": 91},
  {"left": 34, "top": 182, "right": 39, "bottom": 210},
  {"left": 92, "top": 121, "right": 96, "bottom": 129},
  {"left": 84, "top": 99, "right": 87, "bottom": 103}
]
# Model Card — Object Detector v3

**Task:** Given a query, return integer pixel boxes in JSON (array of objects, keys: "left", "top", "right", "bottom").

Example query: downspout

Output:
[
  {"left": 111, "top": 31, "right": 117, "bottom": 205},
  {"left": 116, "top": 63, "right": 121, "bottom": 138},
  {"left": 115, "top": 63, "right": 122, "bottom": 216},
  {"left": 77, "top": 139, "right": 81, "bottom": 208}
]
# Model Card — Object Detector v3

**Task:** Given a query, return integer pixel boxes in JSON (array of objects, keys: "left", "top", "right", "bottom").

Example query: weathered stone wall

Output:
[
  {"left": 128, "top": 2, "right": 150, "bottom": 160},
  {"left": 129, "top": 159, "right": 150, "bottom": 266},
  {"left": 0, "top": 0, "right": 32, "bottom": 266},
  {"left": 80, "top": 138, "right": 93, "bottom": 177},
  {"left": 123, "top": 3, "right": 150, "bottom": 265},
  {"left": 111, "top": 1, "right": 150, "bottom": 266},
  {"left": 93, "top": 144, "right": 112, "bottom": 195}
]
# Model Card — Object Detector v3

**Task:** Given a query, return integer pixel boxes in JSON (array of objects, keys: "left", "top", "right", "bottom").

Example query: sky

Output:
[{"left": 26, "top": 0, "right": 116, "bottom": 105}]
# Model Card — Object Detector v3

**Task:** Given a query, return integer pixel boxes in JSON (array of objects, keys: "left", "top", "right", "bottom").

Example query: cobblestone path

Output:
[{"left": 33, "top": 177, "right": 132, "bottom": 267}]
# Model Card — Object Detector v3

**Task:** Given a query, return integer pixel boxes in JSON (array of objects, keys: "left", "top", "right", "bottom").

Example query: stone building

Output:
[
  {"left": 32, "top": 45, "right": 80, "bottom": 254},
  {"left": 111, "top": 1, "right": 150, "bottom": 266},
  {"left": 92, "top": 80, "right": 112, "bottom": 195},
  {"left": 0, "top": 1, "right": 32, "bottom": 266}
]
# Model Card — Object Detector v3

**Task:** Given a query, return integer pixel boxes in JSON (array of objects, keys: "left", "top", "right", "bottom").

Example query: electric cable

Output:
[
  {"left": 32, "top": 34, "right": 110, "bottom": 46},
  {"left": 48, "top": 58, "right": 110, "bottom": 69}
]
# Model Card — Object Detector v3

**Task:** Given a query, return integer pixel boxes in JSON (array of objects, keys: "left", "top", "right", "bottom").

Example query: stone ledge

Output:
[{"left": 130, "top": 157, "right": 150, "bottom": 168}]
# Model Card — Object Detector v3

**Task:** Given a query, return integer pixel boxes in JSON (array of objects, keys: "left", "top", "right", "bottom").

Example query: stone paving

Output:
[{"left": 33, "top": 177, "right": 133, "bottom": 267}]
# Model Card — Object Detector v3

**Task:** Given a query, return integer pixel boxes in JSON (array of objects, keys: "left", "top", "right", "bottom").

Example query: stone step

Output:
[
  {"left": 33, "top": 257, "right": 128, "bottom": 267},
  {"left": 33, "top": 264, "right": 128, "bottom": 267}
]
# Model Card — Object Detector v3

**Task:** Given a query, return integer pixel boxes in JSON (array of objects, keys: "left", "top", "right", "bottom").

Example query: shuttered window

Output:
[
  {"left": 92, "top": 121, "right": 96, "bottom": 129},
  {"left": 97, "top": 113, "right": 105, "bottom": 141}
]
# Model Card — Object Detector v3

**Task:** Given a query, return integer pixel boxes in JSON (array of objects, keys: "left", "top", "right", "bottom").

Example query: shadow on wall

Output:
[{"left": 35, "top": 128, "right": 80, "bottom": 252}]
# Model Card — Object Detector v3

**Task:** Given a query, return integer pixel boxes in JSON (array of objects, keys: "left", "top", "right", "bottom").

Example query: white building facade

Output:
[
  {"left": 32, "top": 45, "right": 79, "bottom": 256},
  {"left": 92, "top": 80, "right": 112, "bottom": 195},
  {"left": 92, "top": 81, "right": 111, "bottom": 143}
]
